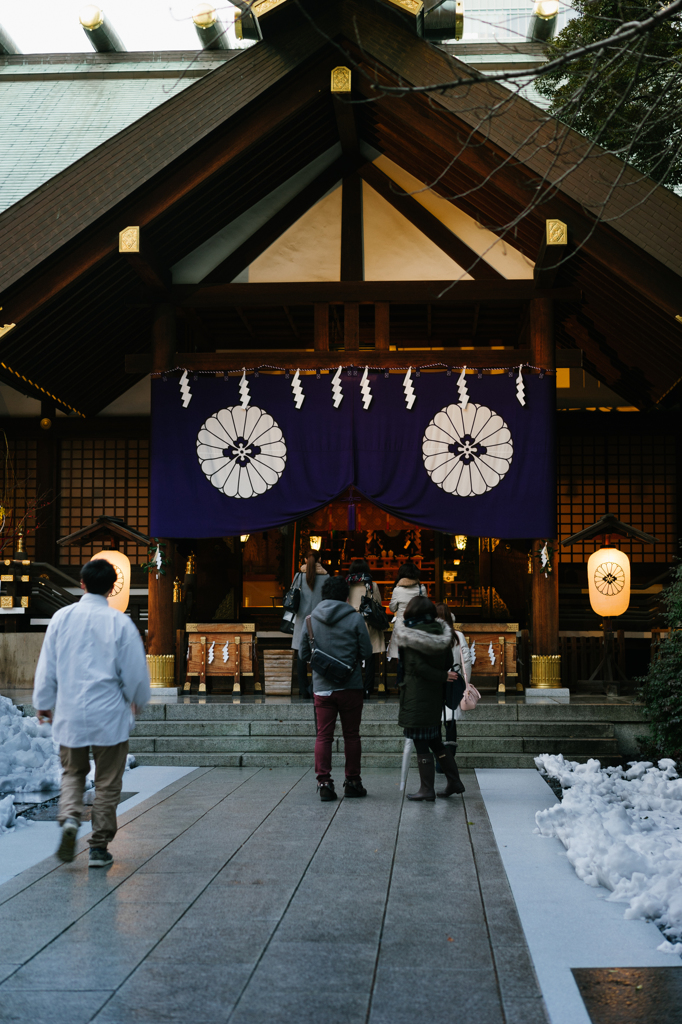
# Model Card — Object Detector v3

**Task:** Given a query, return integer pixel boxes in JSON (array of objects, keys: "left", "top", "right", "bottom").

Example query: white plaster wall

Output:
[
  {"left": 249, "top": 186, "right": 342, "bottom": 282},
  {"left": 363, "top": 181, "right": 471, "bottom": 281},
  {"left": 374, "top": 155, "right": 534, "bottom": 280}
]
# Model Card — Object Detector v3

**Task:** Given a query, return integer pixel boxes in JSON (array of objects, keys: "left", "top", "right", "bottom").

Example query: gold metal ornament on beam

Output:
[
  {"left": 79, "top": 4, "right": 104, "bottom": 30},
  {"left": 546, "top": 219, "right": 568, "bottom": 245},
  {"left": 118, "top": 226, "right": 140, "bottom": 253},
  {"left": 331, "top": 66, "right": 351, "bottom": 92}
]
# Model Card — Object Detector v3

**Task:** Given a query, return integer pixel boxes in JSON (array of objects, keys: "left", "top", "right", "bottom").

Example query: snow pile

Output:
[
  {"left": 535, "top": 754, "right": 682, "bottom": 952},
  {"left": 0, "top": 792, "right": 34, "bottom": 833},
  {"left": 0, "top": 695, "right": 61, "bottom": 795}
]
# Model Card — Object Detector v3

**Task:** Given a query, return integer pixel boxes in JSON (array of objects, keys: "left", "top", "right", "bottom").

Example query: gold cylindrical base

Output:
[
  {"left": 147, "top": 654, "right": 176, "bottom": 688},
  {"left": 531, "top": 654, "right": 561, "bottom": 688}
]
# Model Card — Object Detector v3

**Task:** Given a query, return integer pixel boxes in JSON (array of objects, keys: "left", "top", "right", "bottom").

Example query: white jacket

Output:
[{"left": 33, "top": 593, "right": 150, "bottom": 748}]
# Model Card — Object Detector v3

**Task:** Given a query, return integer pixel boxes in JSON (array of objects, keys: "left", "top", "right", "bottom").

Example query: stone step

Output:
[
  {"left": 131, "top": 720, "right": 616, "bottom": 739},
  {"left": 129, "top": 735, "right": 620, "bottom": 756},
  {"left": 132, "top": 750, "right": 624, "bottom": 770}
]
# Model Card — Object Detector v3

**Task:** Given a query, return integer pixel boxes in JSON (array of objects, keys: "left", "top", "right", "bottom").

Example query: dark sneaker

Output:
[
  {"left": 56, "top": 817, "right": 79, "bottom": 863},
  {"left": 317, "top": 781, "right": 337, "bottom": 802},
  {"left": 343, "top": 778, "right": 367, "bottom": 798},
  {"left": 88, "top": 847, "right": 113, "bottom": 868}
]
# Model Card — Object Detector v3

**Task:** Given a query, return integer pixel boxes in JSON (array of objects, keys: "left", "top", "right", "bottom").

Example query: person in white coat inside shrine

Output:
[{"left": 33, "top": 559, "right": 150, "bottom": 868}]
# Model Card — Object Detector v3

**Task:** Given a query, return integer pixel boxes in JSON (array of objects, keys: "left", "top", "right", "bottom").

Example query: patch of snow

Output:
[
  {"left": 0, "top": 695, "right": 61, "bottom": 798},
  {"left": 535, "top": 753, "right": 682, "bottom": 949}
]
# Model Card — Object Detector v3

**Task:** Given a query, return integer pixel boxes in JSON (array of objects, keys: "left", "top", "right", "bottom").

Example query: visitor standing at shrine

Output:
[
  {"left": 298, "top": 575, "right": 373, "bottom": 801},
  {"left": 346, "top": 558, "right": 385, "bottom": 698},
  {"left": 434, "top": 602, "right": 470, "bottom": 779},
  {"left": 33, "top": 559, "right": 150, "bottom": 868},
  {"left": 395, "top": 595, "right": 465, "bottom": 801},
  {"left": 387, "top": 561, "right": 425, "bottom": 680},
  {"left": 291, "top": 549, "right": 329, "bottom": 699}
]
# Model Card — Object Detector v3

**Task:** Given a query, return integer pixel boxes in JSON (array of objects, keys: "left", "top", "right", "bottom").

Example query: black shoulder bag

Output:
[
  {"left": 359, "top": 583, "right": 391, "bottom": 632},
  {"left": 305, "top": 616, "right": 356, "bottom": 686},
  {"left": 280, "top": 572, "right": 302, "bottom": 635}
]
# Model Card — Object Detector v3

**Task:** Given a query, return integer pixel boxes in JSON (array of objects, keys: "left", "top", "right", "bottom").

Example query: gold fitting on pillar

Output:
[
  {"left": 530, "top": 654, "right": 561, "bottom": 688},
  {"left": 146, "top": 654, "right": 175, "bottom": 687},
  {"left": 173, "top": 577, "right": 182, "bottom": 602}
]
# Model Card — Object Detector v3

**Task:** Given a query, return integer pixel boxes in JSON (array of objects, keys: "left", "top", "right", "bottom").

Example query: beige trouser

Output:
[{"left": 59, "top": 741, "right": 128, "bottom": 849}]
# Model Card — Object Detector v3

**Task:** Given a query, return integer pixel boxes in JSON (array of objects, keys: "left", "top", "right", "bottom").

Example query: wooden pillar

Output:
[
  {"left": 375, "top": 303, "right": 390, "bottom": 350},
  {"left": 147, "top": 305, "right": 176, "bottom": 656},
  {"left": 344, "top": 303, "right": 359, "bottom": 352},
  {"left": 530, "top": 297, "right": 559, "bottom": 656},
  {"left": 314, "top": 304, "right": 329, "bottom": 352},
  {"left": 34, "top": 400, "right": 58, "bottom": 565}
]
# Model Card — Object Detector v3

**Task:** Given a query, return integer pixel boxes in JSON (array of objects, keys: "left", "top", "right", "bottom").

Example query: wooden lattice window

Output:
[
  {"left": 59, "top": 438, "right": 149, "bottom": 565},
  {"left": 558, "top": 431, "right": 677, "bottom": 563},
  {"left": 0, "top": 438, "right": 38, "bottom": 559}
]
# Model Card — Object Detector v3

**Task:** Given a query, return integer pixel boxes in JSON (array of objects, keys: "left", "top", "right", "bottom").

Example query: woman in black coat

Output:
[{"left": 395, "top": 595, "right": 466, "bottom": 801}]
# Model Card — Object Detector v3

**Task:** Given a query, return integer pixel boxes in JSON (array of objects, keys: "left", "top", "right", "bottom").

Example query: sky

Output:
[{"left": 0, "top": 1, "right": 242, "bottom": 53}]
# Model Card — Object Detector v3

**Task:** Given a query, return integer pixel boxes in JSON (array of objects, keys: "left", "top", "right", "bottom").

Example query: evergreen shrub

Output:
[{"left": 637, "top": 561, "right": 682, "bottom": 764}]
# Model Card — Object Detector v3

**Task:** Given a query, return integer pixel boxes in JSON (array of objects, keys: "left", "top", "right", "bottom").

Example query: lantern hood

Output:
[{"left": 561, "top": 514, "right": 659, "bottom": 547}]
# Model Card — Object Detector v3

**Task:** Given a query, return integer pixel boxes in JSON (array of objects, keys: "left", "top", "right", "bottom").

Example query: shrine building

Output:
[{"left": 0, "top": 0, "right": 680, "bottom": 704}]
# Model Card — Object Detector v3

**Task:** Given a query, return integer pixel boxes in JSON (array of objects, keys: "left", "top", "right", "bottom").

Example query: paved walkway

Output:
[{"left": 0, "top": 768, "right": 548, "bottom": 1024}]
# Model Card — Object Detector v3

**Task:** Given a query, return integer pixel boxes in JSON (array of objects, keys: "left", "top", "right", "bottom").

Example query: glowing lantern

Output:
[
  {"left": 454, "top": 535, "right": 467, "bottom": 550},
  {"left": 309, "top": 535, "right": 322, "bottom": 551},
  {"left": 587, "top": 547, "right": 630, "bottom": 619},
  {"left": 91, "top": 550, "right": 131, "bottom": 613}
]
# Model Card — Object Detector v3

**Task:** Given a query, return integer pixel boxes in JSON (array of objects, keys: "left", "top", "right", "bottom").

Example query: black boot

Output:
[
  {"left": 437, "top": 746, "right": 465, "bottom": 797},
  {"left": 407, "top": 757, "right": 436, "bottom": 802}
]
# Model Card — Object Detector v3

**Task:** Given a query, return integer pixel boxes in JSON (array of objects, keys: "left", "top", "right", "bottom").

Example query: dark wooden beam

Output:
[
  {"left": 359, "top": 163, "right": 503, "bottom": 282},
  {"left": 163, "top": 281, "right": 580, "bottom": 307},
  {"left": 314, "top": 303, "right": 329, "bottom": 350},
  {"left": 344, "top": 302, "right": 360, "bottom": 350},
  {"left": 534, "top": 223, "right": 568, "bottom": 289},
  {"left": 124, "top": 250, "right": 171, "bottom": 292},
  {"left": 152, "top": 304, "right": 176, "bottom": 373},
  {"left": 341, "top": 173, "right": 364, "bottom": 281},
  {"left": 126, "top": 347, "right": 535, "bottom": 374},
  {"left": 283, "top": 305, "right": 300, "bottom": 340},
  {"left": 333, "top": 94, "right": 359, "bottom": 159},
  {"left": 204, "top": 158, "right": 347, "bottom": 284},
  {"left": 375, "top": 302, "right": 390, "bottom": 349}
]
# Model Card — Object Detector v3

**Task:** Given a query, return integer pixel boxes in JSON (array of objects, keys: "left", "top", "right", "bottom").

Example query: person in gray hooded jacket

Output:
[{"left": 298, "top": 575, "right": 373, "bottom": 801}]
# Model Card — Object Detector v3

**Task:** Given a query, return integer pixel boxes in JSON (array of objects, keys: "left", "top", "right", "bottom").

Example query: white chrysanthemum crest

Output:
[
  {"left": 291, "top": 369, "right": 304, "bottom": 409},
  {"left": 457, "top": 367, "right": 469, "bottom": 410},
  {"left": 222, "top": 640, "right": 229, "bottom": 663},
  {"left": 208, "top": 641, "right": 215, "bottom": 665},
  {"left": 332, "top": 366, "right": 343, "bottom": 408},
  {"left": 488, "top": 640, "right": 496, "bottom": 666},
  {"left": 179, "top": 370, "right": 192, "bottom": 408},
  {"left": 403, "top": 367, "right": 416, "bottom": 410},
  {"left": 239, "top": 369, "right": 250, "bottom": 408},
  {"left": 516, "top": 364, "right": 525, "bottom": 406},
  {"left": 360, "top": 366, "right": 372, "bottom": 410}
]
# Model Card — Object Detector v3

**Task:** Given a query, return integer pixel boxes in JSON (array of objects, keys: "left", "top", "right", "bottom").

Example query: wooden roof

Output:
[{"left": 0, "top": 0, "right": 680, "bottom": 415}]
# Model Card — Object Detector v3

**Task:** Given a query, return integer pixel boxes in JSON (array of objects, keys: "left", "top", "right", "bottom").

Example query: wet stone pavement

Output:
[{"left": 0, "top": 767, "right": 548, "bottom": 1024}]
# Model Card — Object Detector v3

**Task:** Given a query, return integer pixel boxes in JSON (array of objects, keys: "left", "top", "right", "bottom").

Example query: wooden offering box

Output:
[
  {"left": 454, "top": 623, "right": 520, "bottom": 694},
  {"left": 185, "top": 623, "right": 260, "bottom": 694}
]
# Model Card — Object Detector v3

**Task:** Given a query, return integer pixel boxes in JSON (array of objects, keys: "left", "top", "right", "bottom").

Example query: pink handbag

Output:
[{"left": 460, "top": 681, "right": 481, "bottom": 712}]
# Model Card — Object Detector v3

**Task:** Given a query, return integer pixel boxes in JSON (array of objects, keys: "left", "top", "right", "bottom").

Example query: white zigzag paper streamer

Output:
[
  {"left": 488, "top": 641, "right": 496, "bottom": 666},
  {"left": 457, "top": 367, "right": 469, "bottom": 410},
  {"left": 179, "top": 370, "right": 192, "bottom": 408},
  {"left": 155, "top": 546, "right": 162, "bottom": 571},
  {"left": 540, "top": 542, "right": 549, "bottom": 570},
  {"left": 222, "top": 640, "right": 229, "bottom": 663},
  {"left": 208, "top": 641, "right": 215, "bottom": 665},
  {"left": 331, "top": 366, "right": 343, "bottom": 408},
  {"left": 516, "top": 364, "right": 526, "bottom": 406},
  {"left": 291, "top": 369, "right": 305, "bottom": 409},
  {"left": 403, "top": 367, "right": 416, "bottom": 410},
  {"left": 469, "top": 639, "right": 476, "bottom": 666},
  {"left": 239, "top": 369, "right": 250, "bottom": 408},
  {"left": 360, "top": 367, "right": 372, "bottom": 410}
]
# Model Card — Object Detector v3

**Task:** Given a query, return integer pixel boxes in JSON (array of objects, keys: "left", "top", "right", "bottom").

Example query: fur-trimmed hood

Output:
[{"left": 393, "top": 617, "right": 453, "bottom": 654}]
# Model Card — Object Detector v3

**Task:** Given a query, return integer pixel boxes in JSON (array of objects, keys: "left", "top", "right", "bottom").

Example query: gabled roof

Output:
[{"left": 0, "top": 0, "right": 680, "bottom": 415}]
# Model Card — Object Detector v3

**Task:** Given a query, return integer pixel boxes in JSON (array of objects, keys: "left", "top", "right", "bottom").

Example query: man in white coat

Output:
[{"left": 33, "top": 559, "right": 150, "bottom": 868}]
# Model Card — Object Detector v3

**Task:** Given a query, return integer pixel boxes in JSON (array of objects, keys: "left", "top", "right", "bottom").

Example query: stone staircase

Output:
[{"left": 129, "top": 701, "right": 647, "bottom": 769}]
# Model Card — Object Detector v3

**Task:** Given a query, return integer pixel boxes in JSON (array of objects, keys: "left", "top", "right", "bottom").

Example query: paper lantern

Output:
[
  {"left": 309, "top": 535, "right": 322, "bottom": 551},
  {"left": 91, "top": 550, "right": 131, "bottom": 614},
  {"left": 587, "top": 547, "right": 630, "bottom": 619},
  {"left": 454, "top": 535, "right": 467, "bottom": 551}
]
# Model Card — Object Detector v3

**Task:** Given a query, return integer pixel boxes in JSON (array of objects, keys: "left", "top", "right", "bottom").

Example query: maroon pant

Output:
[{"left": 313, "top": 689, "right": 364, "bottom": 782}]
